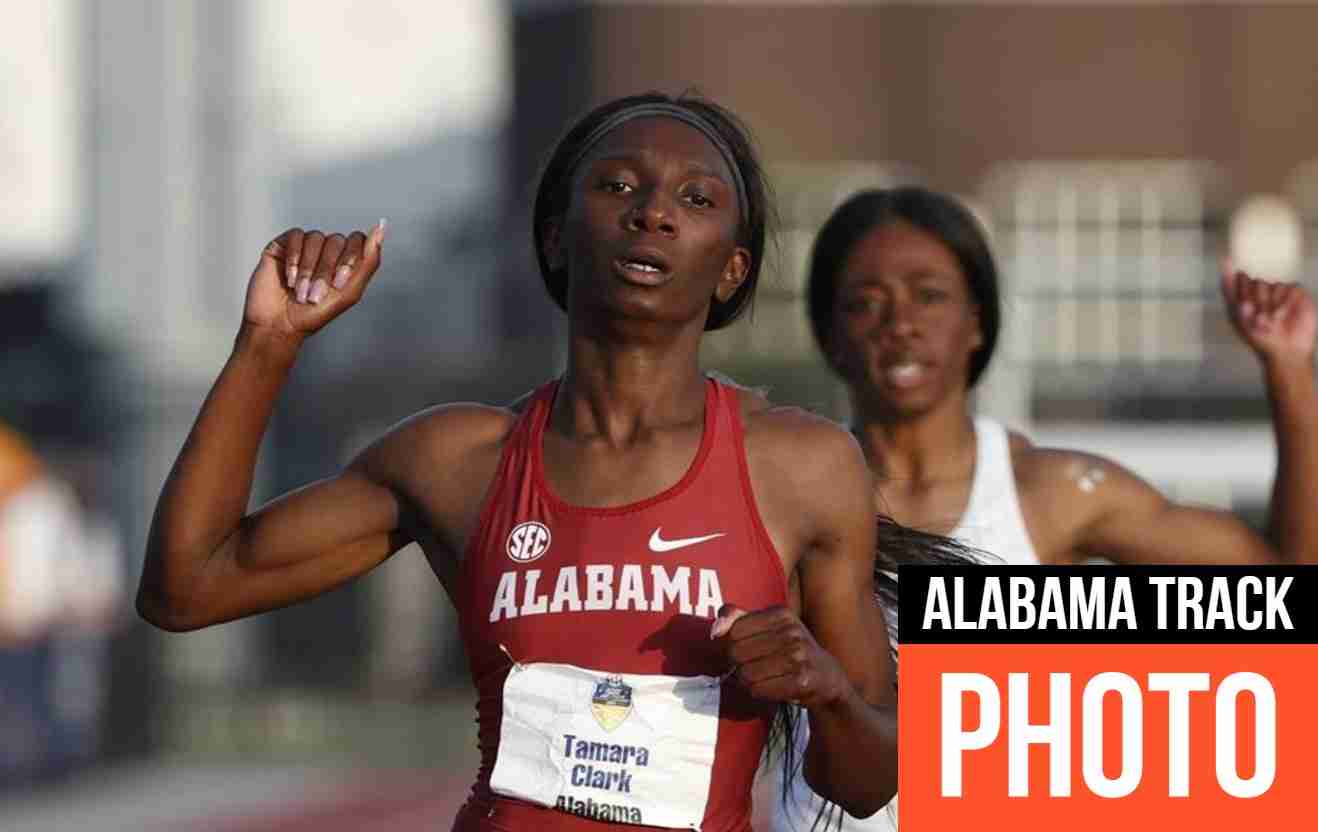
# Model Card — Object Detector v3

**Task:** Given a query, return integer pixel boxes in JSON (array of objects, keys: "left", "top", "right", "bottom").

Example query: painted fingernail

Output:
[
  {"left": 309, "top": 279, "right": 329, "bottom": 304},
  {"left": 286, "top": 263, "right": 298, "bottom": 287},
  {"left": 377, "top": 217, "right": 388, "bottom": 242},
  {"left": 1240, "top": 302, "right": 1254, "bottom": 320},
  {"left": 296, "top": 276, "right": 311, "bottom": 304},
  {"left": 333, "top": 265, "right": 352, "bottom": 289}
]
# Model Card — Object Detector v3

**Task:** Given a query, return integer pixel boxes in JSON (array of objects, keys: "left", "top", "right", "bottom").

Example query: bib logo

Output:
[
  {"left": 591, "top": 676, "right": 633, "bottom": 732},
  {"left": 507, "top": 521, "right": 551, "bottom": 563}
]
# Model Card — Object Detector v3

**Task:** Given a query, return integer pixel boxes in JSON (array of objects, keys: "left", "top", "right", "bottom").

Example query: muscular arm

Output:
[
  {"left": 794, "top": 425, "right": 896, "bottom": 817},
  {"left": 1066, "top": 271, "right": 1318, "bottom": 565},
  {"left": 1065, "top": 438, "right": 1316, "bottom": 566},
  {"left": 1228, "top": 268, "right": 1318, "bottom": 561},
  {"left": 1261, "top": 355, "right": 1318, "bottom": 561},
  {"left": 728, "top": 410, "right": 896, "bottom": 815},
  {"left": 138, "top": 222, "right": 509, "bottom": 631},
  {"left": 138, "top": 326, "right": 408, "bottom": 631},
  {"left": 1052, "top": 451, "right": 1277, "bottom": 565},
  {"left": 139, "top": 324, "right": 510, "bottom": 631}
]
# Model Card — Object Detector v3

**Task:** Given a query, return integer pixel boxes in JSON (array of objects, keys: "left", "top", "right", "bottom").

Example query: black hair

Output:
[
  {"left": 806, "top": 187, "right": 1001, "bottom": 387},
  {"left": 532, "top": 92, "right": 771, "bottom": 330}
]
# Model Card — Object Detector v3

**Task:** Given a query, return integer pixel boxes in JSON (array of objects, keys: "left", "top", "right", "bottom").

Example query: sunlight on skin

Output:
[{"left": 1064, "top": 460, "right": 1108, "bottom": 495}]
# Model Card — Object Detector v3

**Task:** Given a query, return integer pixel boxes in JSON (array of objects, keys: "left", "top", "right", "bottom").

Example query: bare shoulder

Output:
[
  {"left": 736, "top": 384, "right": 844, "bottom": 443},
  {"left": 1012, "top": 442, "right": 1165, "bottom": 552},
  {"left": 1014, "top": 444, "right": 1136, "bottom": 493},
  {"left": 350, "top": 401, "right": 517, "bottom": 486},
  {"left": 738, "top": 392, "right": 872, "bottom": 542},
  {"left": 990, "top": 425, "right": 1120, "bottom": 501},
  {"left": 740, "top": 394, "right": 865, "bottom": 477}
]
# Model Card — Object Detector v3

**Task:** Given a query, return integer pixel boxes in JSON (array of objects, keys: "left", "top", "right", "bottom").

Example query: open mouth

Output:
[
  {"left": 619, "top": 258, "right": 664, "bottom": 273},
  {"left": 613, "top": 249, "right": 672, "bottom": 284},
  {"left": 880, "top": 359, "right": 930, "bottom": 389}
]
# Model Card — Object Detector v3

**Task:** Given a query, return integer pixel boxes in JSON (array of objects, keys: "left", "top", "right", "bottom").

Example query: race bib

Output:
[{"left": 489, "top": 662, "right": 722, "bottom": 830}]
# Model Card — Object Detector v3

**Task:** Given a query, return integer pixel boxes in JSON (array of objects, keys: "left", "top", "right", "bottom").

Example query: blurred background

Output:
[{"left": 1, "top": 1, "right": 1312, "bottom": 828}]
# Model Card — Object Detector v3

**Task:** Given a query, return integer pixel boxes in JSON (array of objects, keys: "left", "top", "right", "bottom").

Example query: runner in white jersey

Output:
[{"left": 760, "top": 186, "right": 1318, "bottom": 831}]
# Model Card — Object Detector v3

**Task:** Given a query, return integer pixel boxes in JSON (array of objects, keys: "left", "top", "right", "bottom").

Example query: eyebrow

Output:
[
  {"left": 841, "top": 270, "right": 958, "bottom": 292},
  {"left": 590, "top": 153, "right": 731, "bottom": 186},
  {"left": 904, "top": 269, "right": 957, "bottom": 282}
]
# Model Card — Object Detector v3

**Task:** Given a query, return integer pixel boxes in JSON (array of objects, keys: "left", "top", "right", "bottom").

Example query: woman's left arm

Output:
[{"left": 715, "top": 419, "right": 895, "bottom": 817}]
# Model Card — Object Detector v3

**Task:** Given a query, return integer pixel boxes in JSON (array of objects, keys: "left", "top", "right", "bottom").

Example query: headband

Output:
[{"left": 559, "top": 103, "right": 750, "bottom": 227}]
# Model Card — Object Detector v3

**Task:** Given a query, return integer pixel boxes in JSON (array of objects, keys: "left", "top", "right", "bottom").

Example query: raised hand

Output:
[
  {"left": 710, "top": 604, "right": 851, "bottom": 709},
  {"left": 244, "top": 220, "right": 387, "bottom": 341},
  {"left": 1222, "top": 260, "right": 1317, "bottom": 367}
]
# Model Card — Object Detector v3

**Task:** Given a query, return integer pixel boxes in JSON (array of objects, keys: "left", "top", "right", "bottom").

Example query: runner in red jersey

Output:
[
  {"left": 137, "top": 93, "right": 898, "bottom": 831},
  {"left": 459, "top": 377, "right": 787, "bottom": 831}
]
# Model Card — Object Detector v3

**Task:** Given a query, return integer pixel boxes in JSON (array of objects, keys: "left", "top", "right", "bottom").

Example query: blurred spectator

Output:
[{"left": 0, "top": 422, "right": 122, "bottom": 789}]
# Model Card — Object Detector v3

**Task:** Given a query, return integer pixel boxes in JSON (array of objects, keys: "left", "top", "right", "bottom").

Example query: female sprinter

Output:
[
  {"left": 762, "top": 185, "right": 1318, "bottom": 832},
  {"left": 137, "top": 93, "right": 903, "bottom": 832}
]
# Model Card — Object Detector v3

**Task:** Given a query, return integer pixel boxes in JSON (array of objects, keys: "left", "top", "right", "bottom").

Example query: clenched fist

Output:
[
  {"left": 244, "top": 220, "right": 386, "bottom": 341},
  {"left": 710, "top": 604, "right": 851, "bottom": 709},
  {"left": 1222, "top": 260, "right": 1317, "bottom": 369}
]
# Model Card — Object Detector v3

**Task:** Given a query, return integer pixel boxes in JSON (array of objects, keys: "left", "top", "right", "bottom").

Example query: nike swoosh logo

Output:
[{"left": 648, "top": 528, "right": 726, "bottom": 553}]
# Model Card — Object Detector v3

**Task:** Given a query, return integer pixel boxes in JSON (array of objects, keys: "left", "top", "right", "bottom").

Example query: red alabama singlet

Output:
[{"left": 452, "top": 377, "right": 789, "bottom": 832}]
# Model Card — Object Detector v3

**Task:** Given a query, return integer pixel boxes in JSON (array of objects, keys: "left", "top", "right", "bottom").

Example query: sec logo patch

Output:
[{"left": 507, "top": 521, "right": 552, "bottom": 563}]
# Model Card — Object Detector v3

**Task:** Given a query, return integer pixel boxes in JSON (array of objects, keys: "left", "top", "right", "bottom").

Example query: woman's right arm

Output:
[{"left": 138, "top": 222, "right": 410, "bottom": 631}]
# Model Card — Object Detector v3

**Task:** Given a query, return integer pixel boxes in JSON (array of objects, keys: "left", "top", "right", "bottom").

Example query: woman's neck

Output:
[
  {"left": 555, "top": 323, "right": 708, "bottom": 445},
  {"left": 851, "top": 392, "right": 977, "bottom": 485}
]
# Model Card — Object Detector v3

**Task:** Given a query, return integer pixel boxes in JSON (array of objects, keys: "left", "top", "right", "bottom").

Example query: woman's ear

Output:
[{"left": 714, "top": 246, "right": 751, "bottom": 303}]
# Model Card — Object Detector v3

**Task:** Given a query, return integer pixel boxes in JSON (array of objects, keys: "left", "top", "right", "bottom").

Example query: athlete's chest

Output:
[
  {"left": 876, "top": 477, "right": 975, "bottom": 537},
  {"left": 539, "top": 427, "right": 705, "bottom": 508},
  {"left": 485, "top": 514, "right": 753, "bottom": 614},
  {"left": 474, "top": 511, "right": 772, "bottom": 676}
]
